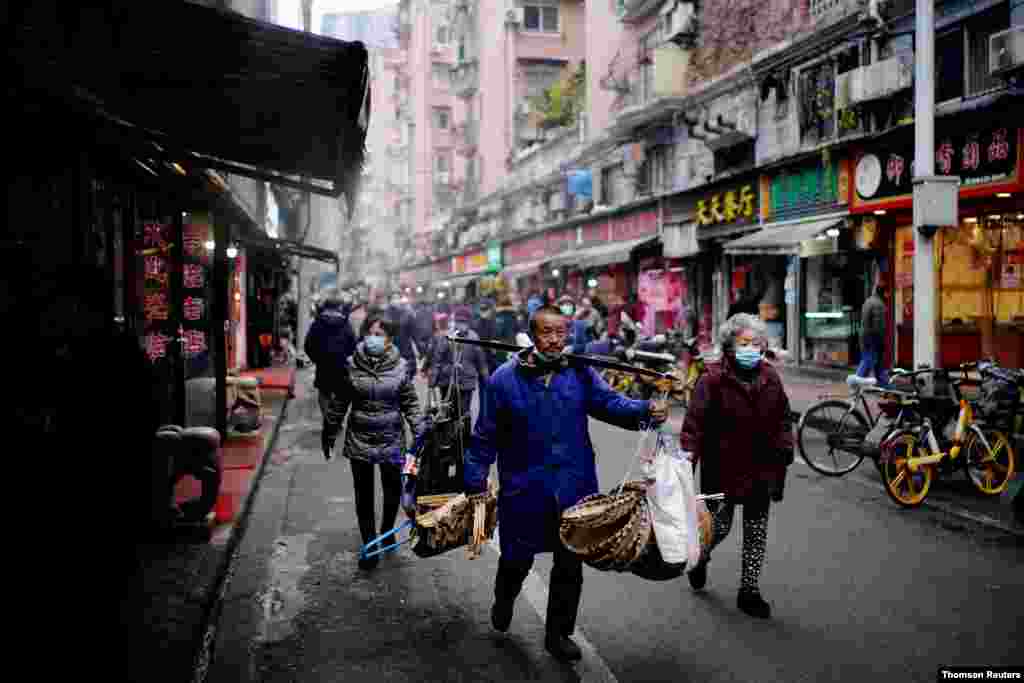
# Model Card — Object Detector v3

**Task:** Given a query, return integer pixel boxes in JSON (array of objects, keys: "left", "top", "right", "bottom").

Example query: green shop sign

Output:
[{"left": 487, "top": 240, "right": 502, "bottom": 273}]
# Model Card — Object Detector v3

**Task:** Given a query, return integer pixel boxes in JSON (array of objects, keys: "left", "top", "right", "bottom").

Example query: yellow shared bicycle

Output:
[{"left": 879, "top": 364, "right": 1017, "bottom": 507}]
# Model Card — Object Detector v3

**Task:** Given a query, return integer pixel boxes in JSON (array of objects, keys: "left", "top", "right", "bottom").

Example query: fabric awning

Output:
[
  {"left": 548, "top": 236, "right": 659, "bottom": 270},
  {"left": 435, "top": 273, "right": 479, "bottom": 287},
  {"left": 500, "top": 259, "right": 548, "bottom": 278},
  {"left": 11, "top": 1, "right": 370, "bottom": 203},
  {"left": 723, "top": 215, "right": 847, "bottom": 256},
  {"left": 240, "top": 235, "right": 339, "bottom": 265}
]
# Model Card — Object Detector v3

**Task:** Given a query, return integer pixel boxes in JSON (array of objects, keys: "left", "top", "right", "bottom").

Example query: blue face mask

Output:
[
  {"left": 364, "top": 335, "right": 387, "bottom": 355},
  {"left": 734, "top": 346, "right": 762, "bottom": 369}
]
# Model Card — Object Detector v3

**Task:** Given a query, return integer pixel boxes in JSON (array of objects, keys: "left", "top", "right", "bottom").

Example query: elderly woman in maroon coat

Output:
[{"left": 680, "top": 313, "right": 795, "bottom": 619}]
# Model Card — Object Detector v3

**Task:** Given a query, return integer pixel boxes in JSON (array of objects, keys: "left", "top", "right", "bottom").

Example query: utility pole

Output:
[{"left": 912, "top": 0, "right": 958, "bottom": 380}]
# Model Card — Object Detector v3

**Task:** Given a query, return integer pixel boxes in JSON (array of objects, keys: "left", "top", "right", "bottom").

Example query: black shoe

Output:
[
  {"left": 687, "top": 558, "right": 708, "bottom": 591},
  {"left": 357, "top": 554, "right": 379, "bottom": 571},
  {"left": 737, "top": 589, "right": 771, "bottom": 619},
  {"left": 544, "top": 634, "right": 582, "bottom": 662},
  {"left": 491, "top": 600, "right": 514, "bottom": 632}
]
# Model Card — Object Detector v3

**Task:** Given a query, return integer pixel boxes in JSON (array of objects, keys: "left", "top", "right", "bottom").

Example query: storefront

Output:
[
  {"left": 543, "top": 204, "right": 660, "bottom": 322},
  {"left": 851, "top": 117, "right": 1024, "bottom": 369},
  {"left": 501, "top": 226, "right": 577, "bottom": 300},
  {"left": 11, "top": 1, "right": 371, "bottom": 441},
  {"left": 664, "top": 174, "right": 762, "bottom": 346},
  {"left": 724, "top": 155, "right": 870, "bottom": 368}
]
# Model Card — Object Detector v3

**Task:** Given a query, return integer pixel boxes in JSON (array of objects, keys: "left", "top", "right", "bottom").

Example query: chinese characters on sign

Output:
[
  {"left": 182, "top": 329, "right": 207, "bottom": 357},
  {"left": 183, "top": 264, "right": 205, "bottom": 289},
  {"left": 183, "top": 296, "right": 205, "bottom": 322},
  {"left": 886, "top": 155, "right": 906, "bottom": 186},
  {"left": 144, "top": 222, "right": 167, "bottom": 249},
  {"left": 697, "top": 185, "right": 755, "bottom": 227},
  {"left": 183, "top": 221, "right": 207, "bottom": 257},
  {"left": 144, "top": 292, "right": 170, "bottom": 321},
  {"left": 145, "top": 333, "right": 171, "bottom": 361},
  {"left": 857, "top": 126, "right": 1018, "bottom": 203}
]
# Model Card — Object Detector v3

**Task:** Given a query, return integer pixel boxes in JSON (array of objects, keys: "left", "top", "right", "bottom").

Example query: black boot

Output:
[
  {"left": 491, "top": 599, "right": 514, "bottom": 632},
  {"left": 737, "top": 588, "right": 771, "bottom": 618},
  {"left": 357, "top": 554, "right": 379, "bottom": 571},
  {"left": 544, "top": 634, "right": 582, "bottom": 661},
  {"left": 687, "top": 557, "right": 709, "bottom": 591}
]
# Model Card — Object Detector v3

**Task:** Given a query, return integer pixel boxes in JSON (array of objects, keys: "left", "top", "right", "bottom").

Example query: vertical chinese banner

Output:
[
  {"left": 182, "top": 214, "right": 213, "bottom": 380},
  {"left": 141, "top": 220, "right": 174, "bottom": 366},
  {"left": 138, "top": 215, "right": 178, "bottom": 426}
]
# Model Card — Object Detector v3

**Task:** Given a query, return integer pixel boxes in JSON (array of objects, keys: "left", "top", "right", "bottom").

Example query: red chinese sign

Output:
[
  {"left": 183, "top": 264, "right": 205, "bottom": 289},
  {"left": 182, "top": 329, "right": 207, "bottom": 357},
  {"left": 610, "top": 210, "right": 658, "bottom": 241},
  {"left": 183, "top": 296, "right": 205, "bottom": 322},
  {"left": 144, "top": 332, "right": 171, "bottom": 361}
]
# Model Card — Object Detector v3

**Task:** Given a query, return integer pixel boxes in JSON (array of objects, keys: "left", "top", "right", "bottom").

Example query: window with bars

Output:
[
  {"left": 434, "top": 107, "right": 451, "bottom": 130},
  {"left": 798, "top": 60, "right": 836, "bottom": 146},
  {"left": 523, "top": 2, "right": 559, "bottom": 32},
  {"left": 639, "top": 30, "right": 656, "bottom": 105},
  {"left": 934, "top": 4, "right": 1009, "bottom": 103},
  {"left": 432, "top": 64, "right": 451, "bottom": 89}
]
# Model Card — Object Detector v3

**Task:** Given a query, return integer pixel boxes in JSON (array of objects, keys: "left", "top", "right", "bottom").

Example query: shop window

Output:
[{"left": 940, "top": 214, "right": 1024, "bottom": 326}]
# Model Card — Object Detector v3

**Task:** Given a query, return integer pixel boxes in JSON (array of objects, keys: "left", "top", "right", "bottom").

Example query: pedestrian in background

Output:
[
  {"left": 421, "top": 306, "right": 489, "bottom": 418},
  {"left": 556, "top": 294, "right": 592, "bottom": 349},
  {"left": 360, "top": 294, "right": 417, "bottom": 380},
  {"left": 304, "top": 289, "right": 357, "bottom": 434},
  {"left": 473, "top": 298, "right": 500, "bottom": 375},
  {"left": 857, "top": 281, "right": 889, "bottom": 385},
  {"left": 465, "top": 304, "right": 667, "bottom": 660},
  {"left": 527, "top": 290, "right": 545, "bottom": 318},
  {"left": 322, "top": 315, "right": 425, "bottom": 571},
  {"left": 680, "top": 313, "right": 795, "bottom": 619},
  {"left": 412, "top": 300, "right": 435, "bottom": 361}
]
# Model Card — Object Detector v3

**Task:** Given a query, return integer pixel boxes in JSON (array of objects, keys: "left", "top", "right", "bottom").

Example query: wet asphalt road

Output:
[{"left": 210, "top": 369, "right": 1023, "bottom": 683}]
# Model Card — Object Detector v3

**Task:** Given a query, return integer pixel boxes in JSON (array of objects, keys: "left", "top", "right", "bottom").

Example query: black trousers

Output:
[
  {"left": 436, "top": 384, "right": 474, "bottom": 419},
  {"left": 350, "top": 458, "right": 402, "bottom": 546},
  {"left": 495, "top": 540, "right": 584, "bottom": 638}
]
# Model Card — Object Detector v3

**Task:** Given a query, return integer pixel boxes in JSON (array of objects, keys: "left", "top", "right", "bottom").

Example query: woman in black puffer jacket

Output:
[{"left": 322, "top": 315, "right": 425, "bottom": 570}]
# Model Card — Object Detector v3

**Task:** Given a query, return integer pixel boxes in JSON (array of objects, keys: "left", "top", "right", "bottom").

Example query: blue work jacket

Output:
[{"left": 465, "top": 350, "right": 651, "bottom": 562}]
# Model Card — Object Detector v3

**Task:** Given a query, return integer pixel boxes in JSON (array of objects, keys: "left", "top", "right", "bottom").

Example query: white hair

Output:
[{"left": 718, "top": 313, "right": 767, "bottom": 352}]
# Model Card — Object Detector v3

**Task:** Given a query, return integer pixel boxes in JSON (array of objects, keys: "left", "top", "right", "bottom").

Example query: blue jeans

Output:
[{"left": 856, "top": 337, "right": 889, "bottom": 385}]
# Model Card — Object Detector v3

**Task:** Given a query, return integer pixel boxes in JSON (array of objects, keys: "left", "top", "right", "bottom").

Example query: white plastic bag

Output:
[{"left": 646, "top": 434, "right": 702, "bottom": 566}]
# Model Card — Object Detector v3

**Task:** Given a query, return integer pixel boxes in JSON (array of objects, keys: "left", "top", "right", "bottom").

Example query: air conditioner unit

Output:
[
  {"left": 991, "top": 26, "right": 1024, "bottom": 76},
  {"left": 844, "top": 54, "right": 913, "bottom": 106},
  {"left": 438, "top": 172, "right": 450, "bottom": 184},
  {"left": 507, "top": 7, "right": 525, "bottom": 25}
]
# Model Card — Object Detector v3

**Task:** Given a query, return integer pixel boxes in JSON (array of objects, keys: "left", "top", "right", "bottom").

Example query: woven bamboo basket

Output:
[{"left": 412, "top": 489, "right": 498, "bottom": 559}]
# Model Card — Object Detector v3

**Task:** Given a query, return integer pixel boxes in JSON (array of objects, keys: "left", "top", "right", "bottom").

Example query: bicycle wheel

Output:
[
  {"left": 797, "top": 400, "right": 869, "bottom": 476},
  {"left": 963, "top": 428, "right": 1016, "bottom": 496},
  {"left": 880, "top": 432, "right": 934, "bottom": 507}
]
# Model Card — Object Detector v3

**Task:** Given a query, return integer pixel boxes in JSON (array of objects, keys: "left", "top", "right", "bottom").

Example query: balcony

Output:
[{"left": 450, "top": 59, "right": 479, "bottom": 99}]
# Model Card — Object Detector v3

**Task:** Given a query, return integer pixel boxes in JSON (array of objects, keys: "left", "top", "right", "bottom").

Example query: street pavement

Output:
[{"left": 206, "top": 365, "right": 1022, "bottom": 683}]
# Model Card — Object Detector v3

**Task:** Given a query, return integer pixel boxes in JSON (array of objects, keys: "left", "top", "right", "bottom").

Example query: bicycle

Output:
[
  {"left": 796, "top": 371, "right": 917, "bottom": 476},
  {"left": 879, "top": 363, "right": 1018, "bottom": 507}
]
